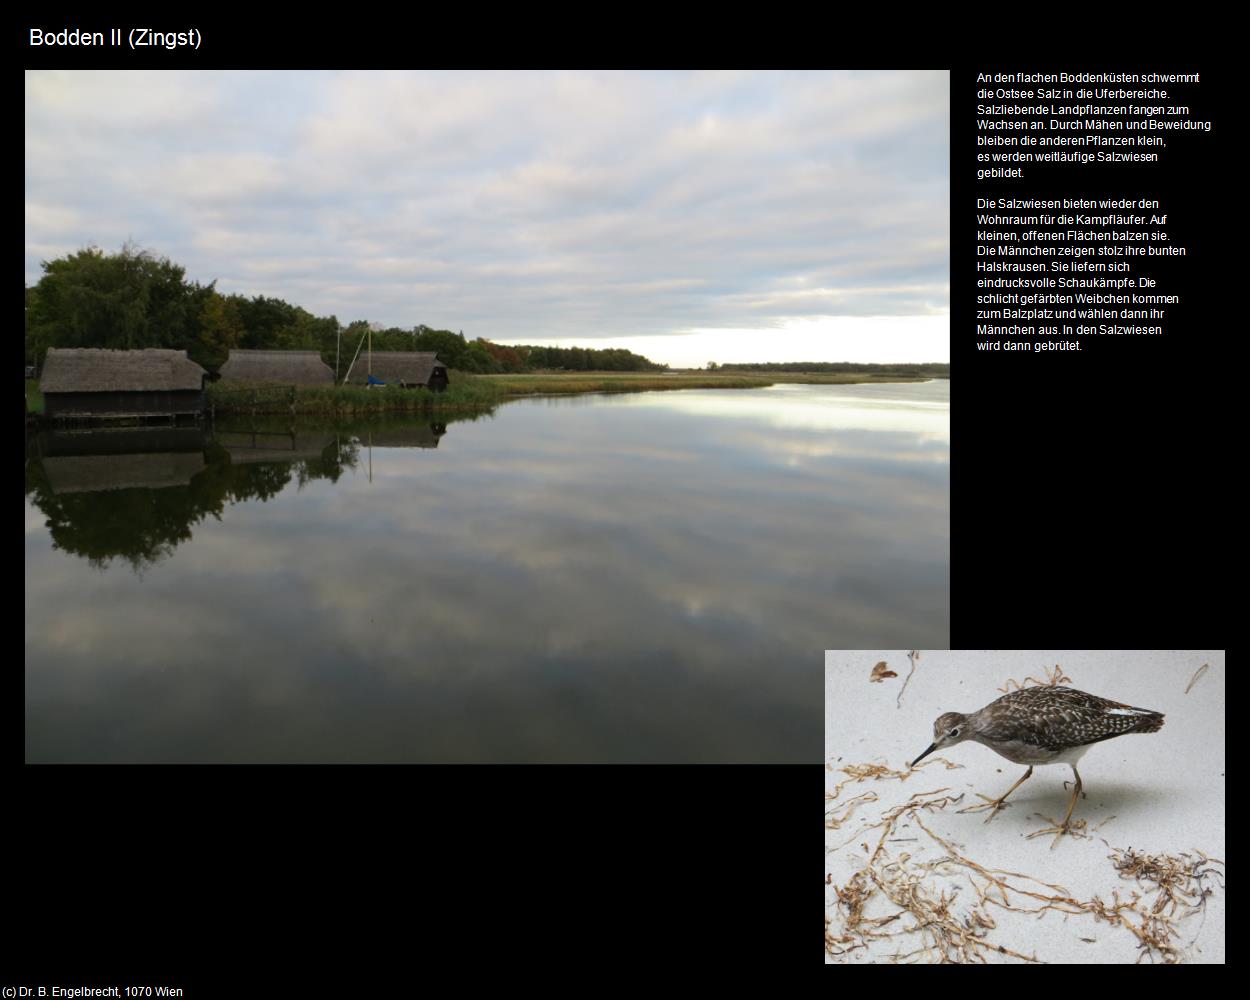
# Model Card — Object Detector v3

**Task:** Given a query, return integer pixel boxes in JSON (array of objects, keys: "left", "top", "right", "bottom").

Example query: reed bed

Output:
[
  {"left": 208, "top": 375, "right": 501, "bottom": 415},
  {"left": 483, "top": 372, "right": 773, "bottom": 395},
  {"left": 25, "top": 380, "right": 45, "bottom": 414}
]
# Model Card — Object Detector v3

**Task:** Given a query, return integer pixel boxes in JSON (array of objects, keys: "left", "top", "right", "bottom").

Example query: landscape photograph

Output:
[{"left": 24, "top": 69, "right": 950, "bottom": 762}]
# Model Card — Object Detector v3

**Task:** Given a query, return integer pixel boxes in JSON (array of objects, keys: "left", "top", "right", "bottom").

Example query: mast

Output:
[{"left": 341, "top": 326, "right": 370, "bottom": 385}]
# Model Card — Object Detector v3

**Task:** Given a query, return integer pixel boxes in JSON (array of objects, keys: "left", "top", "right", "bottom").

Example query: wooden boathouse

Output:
[
  {"left": 344, "top": 352, "right": 449, "bottom": 391},
  {"left": 40, "top": 348, "right": 208, "bottom": 421},
  {"left": 218, "top": 349, "right": 335, "bottom": 385}
]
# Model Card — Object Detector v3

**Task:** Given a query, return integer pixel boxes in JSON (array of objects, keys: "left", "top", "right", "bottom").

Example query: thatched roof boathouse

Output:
[
  {"left": 40, "top": 348, "right": 207, "bottom": 421},
  {"left": 344, "top": 352, "right": 448, "bottom": 391},
  {"left": 218, "top": 349, "right": 335, "bottom": 385}
]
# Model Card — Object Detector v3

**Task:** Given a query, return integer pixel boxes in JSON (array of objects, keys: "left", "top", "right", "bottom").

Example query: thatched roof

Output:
[
  {"left": 41, "top": 348, "right": 207, "bottom": 393},
  {"left": 344, "top": 351, "right": 445, "bottom": 386},
  {"left": 219, "top": 349, "right": 334, "bottom": 385}
]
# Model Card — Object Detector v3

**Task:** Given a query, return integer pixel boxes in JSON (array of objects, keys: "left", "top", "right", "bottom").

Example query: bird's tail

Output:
[{"left": 1132, "top": 710, "right": 1165, "bottom": 733}]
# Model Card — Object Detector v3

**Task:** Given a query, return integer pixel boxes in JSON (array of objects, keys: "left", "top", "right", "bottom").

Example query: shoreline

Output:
[{"left": 28, "top": 371, "right": 950, "bottom": 422}]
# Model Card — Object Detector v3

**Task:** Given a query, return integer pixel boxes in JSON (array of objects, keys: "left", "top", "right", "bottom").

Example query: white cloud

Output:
[{"left": 26, "top": 70, "right": 949, "bottom": 360}]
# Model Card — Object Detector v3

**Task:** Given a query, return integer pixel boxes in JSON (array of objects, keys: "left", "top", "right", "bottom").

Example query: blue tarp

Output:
[{"left": 367, "top": 374, "right": 386, "bottom": 386}]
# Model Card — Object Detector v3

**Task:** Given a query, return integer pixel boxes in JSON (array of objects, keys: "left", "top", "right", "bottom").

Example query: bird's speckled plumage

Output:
[
  {"left": 970, "top": 685, "right": 1164, "bottom": 748},
  {"left": 913, "top": 685, "right": 1164, "bottom": 768}
]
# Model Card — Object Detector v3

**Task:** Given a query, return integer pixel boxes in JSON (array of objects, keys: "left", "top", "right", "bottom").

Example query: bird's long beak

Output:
[{"left": 910, "top": 743, "right": 937, "bottom": 768}]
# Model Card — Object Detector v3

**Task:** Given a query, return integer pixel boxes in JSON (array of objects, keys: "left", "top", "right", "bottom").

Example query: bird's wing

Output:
[{"left": 977, "top": 686, "right": 1163, "bottom": 750}]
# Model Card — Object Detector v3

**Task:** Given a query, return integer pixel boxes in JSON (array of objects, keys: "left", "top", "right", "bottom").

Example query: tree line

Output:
[
  {"left": 24, "top": 243, "right": 665, "bottom": 376},
  {"left": 709, "top": 361, "right": 950, "bottom": 376}
]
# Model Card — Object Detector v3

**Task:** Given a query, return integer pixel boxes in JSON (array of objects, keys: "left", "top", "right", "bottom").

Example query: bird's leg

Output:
[
  {"left": 1059, "top": 764, "right": 1083, "bottom": 830},
  {"left": 1026, "top": 764, "right": 1086, "bottom": 849},
  {"left": 958, "top": 766, "right": 1033, "bottom": 823}
]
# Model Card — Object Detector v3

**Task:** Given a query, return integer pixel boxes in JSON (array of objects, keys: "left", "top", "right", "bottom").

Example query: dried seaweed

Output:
[
  {"left": 1025, "top": 813, "right": 1089, "bottom": 850},
  {"left": 896, "top": 649, "right": 919, "bottom": 709},
  {"left": 825, "top": 761, "right": 1224, "bottom": 964},
  {"left": 1184, "top": 662, "right": 1209, "bottom": 694},
  {"left": 826, "top": 791, "right": 879, "bottom": 830},
  {"left": 827, "top": 761, "right": 898, "bottom": 795},
  {"left": 997, "top": 663, "right": 1071, "bottom": 694},
  {"left": 870, "top": 660, "right": 898, "bottom": 683},
  {"left": 825, "top": 787, "right": 1041, "bottom": 963},
  {"left": 1102, "top": 847, "right": 1225, "bottom": 962}
]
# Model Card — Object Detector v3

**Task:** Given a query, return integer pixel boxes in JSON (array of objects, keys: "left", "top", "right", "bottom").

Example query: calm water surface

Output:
[{"left": 24, "top": 381, "right": 949, "bottom": 762}]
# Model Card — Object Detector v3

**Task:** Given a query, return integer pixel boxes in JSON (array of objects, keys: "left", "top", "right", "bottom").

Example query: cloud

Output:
[{"left": 25, "top": 70, "right": 948, "bottom": 357}]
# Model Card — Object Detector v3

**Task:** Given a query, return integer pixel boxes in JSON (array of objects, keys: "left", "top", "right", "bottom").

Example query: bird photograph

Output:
[
  {"left": 824, "top": 650, "right": 1224, "bottom": 964},
  {"left": 910, "top": 684, "right": 1165, "bottom": 846}
]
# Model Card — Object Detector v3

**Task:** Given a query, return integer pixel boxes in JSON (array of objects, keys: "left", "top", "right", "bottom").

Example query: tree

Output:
[
  {"left": 235, "top": 295, "right": 299, "bottom": 350},
  {"left": 195, "top": 290, "right": 245, "bottom": 370},
  {"left": 462, "top": 340, "right": 497, "bottom": 373},
  {"left": 480, "top": 340, "right": 524, "bottom": 372},
  {"left": 25, "top": 242, "right": 203, "bottom": 362},
  {"left": 414, "top": 327, "right": 469, "bottom": 368}
]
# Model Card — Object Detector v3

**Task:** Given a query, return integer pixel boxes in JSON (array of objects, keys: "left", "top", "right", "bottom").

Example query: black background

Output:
[
  {"left": 22, "top": 21, "right": 1227, "bottom": 983},
  {"left": 955, "top": 63, "right": 1226, "bottom": 645}
]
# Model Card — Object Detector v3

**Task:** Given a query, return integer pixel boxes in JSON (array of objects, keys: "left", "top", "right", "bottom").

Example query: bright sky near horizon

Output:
[{"left": 25, "top": 70, "right": 949, "bottom": 367}]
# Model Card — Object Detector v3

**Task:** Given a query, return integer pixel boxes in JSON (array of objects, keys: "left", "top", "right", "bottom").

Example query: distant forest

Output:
[
  {"left": 24, "top": 243, "right": 665, "bottom": 375},
  {"left": 710, "top": 361, "right": 950, "bottom": 376}
]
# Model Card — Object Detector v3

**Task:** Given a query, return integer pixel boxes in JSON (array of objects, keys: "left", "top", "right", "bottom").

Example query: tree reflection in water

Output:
[{"left": 23, "top": 416, "right": 469, "bottom": 571}]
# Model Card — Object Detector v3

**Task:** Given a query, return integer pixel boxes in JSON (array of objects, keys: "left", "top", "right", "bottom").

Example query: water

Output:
[{"left": 24, "top": 381, "right": 949, "bottom": 762}]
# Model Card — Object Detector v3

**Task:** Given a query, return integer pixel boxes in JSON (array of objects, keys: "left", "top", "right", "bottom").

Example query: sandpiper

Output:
[{"left": 910, "top": 685, "right": 1165, "bottom": 845}]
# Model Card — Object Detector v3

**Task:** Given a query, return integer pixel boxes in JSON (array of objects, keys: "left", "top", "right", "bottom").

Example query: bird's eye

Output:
[{"left": 949, "top": 728, "right": 960, "bottom": 738}]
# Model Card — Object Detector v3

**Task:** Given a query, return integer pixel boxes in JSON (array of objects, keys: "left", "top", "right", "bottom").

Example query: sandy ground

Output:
[{"left": 825, "top": 650, "right": 1225, "bottom": 964}]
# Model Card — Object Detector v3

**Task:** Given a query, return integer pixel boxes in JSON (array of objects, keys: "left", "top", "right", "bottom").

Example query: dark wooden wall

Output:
[{"left": 44, "top": 390, "right": 204, "bottom": 418}]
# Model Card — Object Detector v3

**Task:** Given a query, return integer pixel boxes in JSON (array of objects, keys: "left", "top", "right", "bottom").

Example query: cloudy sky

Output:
[{"left": 25, "top": 70, "right": 949, "bottom": 367}]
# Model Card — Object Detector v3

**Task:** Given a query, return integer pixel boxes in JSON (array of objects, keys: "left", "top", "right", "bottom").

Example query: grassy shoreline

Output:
[
  {"left": 484, "top": 372, "right": 772, "bottom": 395},
  {"left": 29, "top": 368, "right": 948, "bottom": 420},
  {"left": 207, "top": 377, "right": 500, "bottom": 415},
  {"left": 208, "top": 369, "right": 943, "bottom": 414},
  {"left": 481, "top": 369, "right": 946, "bottom": 395}
]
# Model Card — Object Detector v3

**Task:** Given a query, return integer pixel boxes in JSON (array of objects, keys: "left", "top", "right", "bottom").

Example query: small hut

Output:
[
  {"left": 40, "top": 348, "right": 207, "bottom": 420},
  {"left": 344, "top": 352, "right": 449, "bottom": 391},
  {"left": 218, "top": 349, "right": 334, "bottom": 385}
]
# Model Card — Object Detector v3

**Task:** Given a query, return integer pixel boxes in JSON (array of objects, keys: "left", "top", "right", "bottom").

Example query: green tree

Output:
[
  {"left": 414, "top": 327, "right": 469, "bottom": 368},
  {"left": 236, "top": 295, "right": 299, "bottom": 350},
  {"left": 462, "top": 339, "right": 497, "bottom": 373},
  {"left": 195, "top": 290, "right": 245, "bottom": 370},
  {"left": 25, "top": 242, "right": 202, "bottom": 362}
]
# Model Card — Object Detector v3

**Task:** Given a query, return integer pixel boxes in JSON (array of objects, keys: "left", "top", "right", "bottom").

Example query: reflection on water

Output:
[
  {"left": 620, "top": 379, "right": 950, "bottom": 439},
  {"left": 24, "top": 420, "right": 458, "bottom": 570},
  {"left": 25, "top": 382, "right": 949, "bottom": 762}
]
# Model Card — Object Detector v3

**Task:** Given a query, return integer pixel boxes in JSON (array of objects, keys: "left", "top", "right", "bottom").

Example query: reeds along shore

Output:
[
  {"left": 40, "top": 367, "right": 947, "bottom": 420},
  {"left": 478, "top": 370, "right": 943, "bottom": 395},
  {"left": 207, "top": 378, "right": 500, "bottom": 415},
  {"left": 207, "top": 372, "right": 766, "bottom": 413}
]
